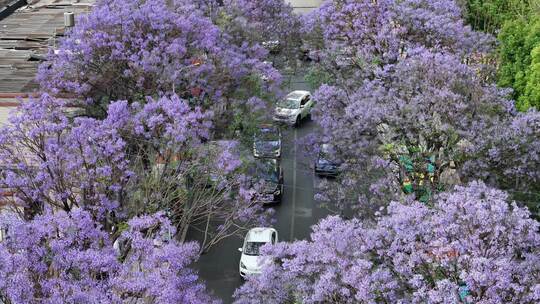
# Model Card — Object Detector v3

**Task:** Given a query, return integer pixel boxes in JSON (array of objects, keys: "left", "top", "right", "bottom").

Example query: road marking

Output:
[{"left": 290, "top": 127, "right": 297, "bottom": 241}]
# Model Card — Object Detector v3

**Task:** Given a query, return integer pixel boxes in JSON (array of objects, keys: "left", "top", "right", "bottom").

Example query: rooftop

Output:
[{"left": 0, "top": 0, "right": 94, "bottom": 95}]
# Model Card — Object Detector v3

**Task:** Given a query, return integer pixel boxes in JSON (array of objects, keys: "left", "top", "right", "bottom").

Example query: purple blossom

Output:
[
  {"left": 234, "top": 182, "right": 540, "bottom": 303},
  {"left": 0, "top": 210, "right": 217, "bottom": 303},
  {"left": 37, "top": 0, "right": 280, "bottom": 122}
]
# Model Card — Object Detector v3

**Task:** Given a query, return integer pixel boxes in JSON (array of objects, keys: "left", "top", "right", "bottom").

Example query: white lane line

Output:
[{"left": 290, "top": 127, "right": 297, "bottom": 240}]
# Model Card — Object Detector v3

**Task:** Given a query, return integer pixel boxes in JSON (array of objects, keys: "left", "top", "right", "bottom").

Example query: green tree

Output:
[
  {"left": 463, "top": 0, "right": 538, "bottom": 34},
  {"left": 498, "top": 15, "right": 540, "bottom": 110},
  {"left": 520, "top": 44, "right": 540, "bottom": 109}
]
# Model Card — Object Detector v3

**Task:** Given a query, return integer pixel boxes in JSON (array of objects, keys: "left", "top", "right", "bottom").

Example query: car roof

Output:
[
  {"left": 245, "top": 227, "right": 275, "bottom": 242},
  {"left": 286, "top": 90, "right": 310, "bottom": 101}
]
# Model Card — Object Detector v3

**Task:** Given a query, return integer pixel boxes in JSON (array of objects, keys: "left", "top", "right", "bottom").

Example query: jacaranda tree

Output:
[
  {"left": 312, "top": 49, "right": 512, "bottom": 216},
  {"left": 220, "top": 0, "right": 303, "bottom": 65},
  {"left": 0, "top": 210, "right": 218, "bottom": 304},
  {"left": 37, "top": 0, "right": 281, "bottom": 121},
  {"left": 464, "top": 109, "right": 540, "bottom": 216},
  {"left": 0, "top": 94, "right": 270, "bottom": 253},
  {"left": 234, "top": 182, "right": 540, "bottom": 304},
  {"left": 303, "top": 0, "right": 493, "bottom": 89}
]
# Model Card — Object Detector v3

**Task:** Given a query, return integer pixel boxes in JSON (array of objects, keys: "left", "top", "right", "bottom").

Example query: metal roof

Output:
[{"left": 0, "top": 1, "right": 94, "bottom": 94}]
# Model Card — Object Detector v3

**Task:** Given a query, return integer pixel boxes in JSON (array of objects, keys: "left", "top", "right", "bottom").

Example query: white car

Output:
[
  {"left": 273, "top": 90, "right": 314, "bottom": 126},
  {"left": 238, "top": 227, "right": 278, "bottom": 278}
]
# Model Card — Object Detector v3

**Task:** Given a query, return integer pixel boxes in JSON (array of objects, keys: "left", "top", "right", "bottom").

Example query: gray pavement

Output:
[{"left": 193, "top": 66, "right": 331, "bottom": 303}]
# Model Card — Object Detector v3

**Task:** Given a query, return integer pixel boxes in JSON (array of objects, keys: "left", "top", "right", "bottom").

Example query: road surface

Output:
[{"left": 193, "top": 65, "right": 331, "bottom": 303}]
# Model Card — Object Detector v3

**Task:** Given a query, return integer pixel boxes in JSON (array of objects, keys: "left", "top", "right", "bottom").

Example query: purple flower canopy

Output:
[
  {"left": 232, "top": 0, "right": 540, "bottom": 302},
  {"left": 0, "top": 0, "right": 538, "bottom": 303},
  {"left": 304, "top": 0, "right": 538, "bottom": 216},
  {"left": 234, "top": 182, "right": 540, "bottom": 303},
  {"left": 0, "top": 93, "right": 210, "bottom": 216},
  {"left": 0, "top": 0, "right": 292, "bottom": 302},
  {"left": 37, "top": 0, "right": 282, "bottom": 109},
  {"left": 0, "top": 210, "right": 219, "bottom": 304}
]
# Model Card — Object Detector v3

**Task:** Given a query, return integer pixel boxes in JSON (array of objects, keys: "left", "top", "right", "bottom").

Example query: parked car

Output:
[
  {"left": 273, "top": 90, "right": 314, "bottom": 126},
  {"left": 314, "top": 144, "right": 341, "bottom": 177},
  {"left": 238, "top": 227, "right": 278, "bottom": 278},
  {"left": 251, "top": 158, "right": 283, "bottom": 204},
  {"left": 253, "top": 124, "right": 281, "bottom": 158}
]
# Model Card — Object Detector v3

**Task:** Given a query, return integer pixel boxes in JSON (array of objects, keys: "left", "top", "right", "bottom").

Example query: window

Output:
[
  {"left": 301, "top": 95, "right": 311, "bottom": 106},
  {"left": 271, "top": 232, "right": 276, "bottom": 244},
  {"left": 244, "top": 241, "right": 266, "bottom": 256}
]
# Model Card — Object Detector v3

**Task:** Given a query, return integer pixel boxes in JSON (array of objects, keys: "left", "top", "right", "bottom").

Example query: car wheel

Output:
[{"left": 295, "top": 116, "right": 301, "bottom": 127}]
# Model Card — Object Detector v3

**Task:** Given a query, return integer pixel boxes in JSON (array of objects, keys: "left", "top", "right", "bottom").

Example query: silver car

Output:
[{"left": 273, "top": 90, "right": 314, "bottom": 126}]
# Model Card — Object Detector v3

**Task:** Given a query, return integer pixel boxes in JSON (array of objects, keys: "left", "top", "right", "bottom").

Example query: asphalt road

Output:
[{"left": 193, "top": 67, "right": 331, "bottom": 303}]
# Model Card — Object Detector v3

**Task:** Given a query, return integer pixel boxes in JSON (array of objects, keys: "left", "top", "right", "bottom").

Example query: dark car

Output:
[
  {"left": 251, "top": 159, "right": 283, "bottom": 204},
  {"left": 253, "top": 124, "right": 281, "bottom": 159},
  {"left": 314, "top": 144, "right": 341, "bottom": 177}
]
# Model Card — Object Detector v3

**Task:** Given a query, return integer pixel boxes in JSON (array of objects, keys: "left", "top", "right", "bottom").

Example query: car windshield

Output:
[
  {"left": 244, "top": 241, "right": 267, "bottom": 256},
  {"left": 255, "top": 162, "right": 279, "bottom": 183},
  {"left": 256, "top": 128, "right": 279, "bottom": 142},
  {"left": 319, "top": 151, "right": 332, "bottom": 162},
  {"left": 278, "top": 98, "right": 300, "bottom": 109},
  {"left": 257, "top": 167, "right": 278, "bottom": 183},
  {"left": 319, "top": 146, "right": 339, "bottom": 163}
]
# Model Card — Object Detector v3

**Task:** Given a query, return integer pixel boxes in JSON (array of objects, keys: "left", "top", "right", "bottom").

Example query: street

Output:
[{"left": 193, "top": 67, "right": 331, "bottom": 303}]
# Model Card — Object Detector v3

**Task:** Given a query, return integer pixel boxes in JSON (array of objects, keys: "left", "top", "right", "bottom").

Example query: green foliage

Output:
[
  {"left": 221, "top": 73, "right": 270, "bottom": 143},
  {"left": 520, "top": 45, "right": 540, "bottom": 109},
  {"left": 304, "top": 66, "right": 334, "bottom": 90},
  {"left": 498, "top": 15, "right": 540, "bottom": 110},
  {"left": 465, "top": 0, "right": 540, "bottom": 110},
  {"left": 463, "top": 0, "right": 538, "bottom": 34}
]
